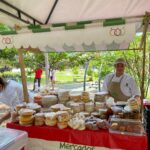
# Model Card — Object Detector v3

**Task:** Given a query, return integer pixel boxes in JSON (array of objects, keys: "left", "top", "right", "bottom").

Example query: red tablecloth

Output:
[{"left": 7, "top": 123, "right": 148, "bottom": 150}]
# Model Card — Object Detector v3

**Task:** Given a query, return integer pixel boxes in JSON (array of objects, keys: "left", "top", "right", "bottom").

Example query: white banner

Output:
[
  {"left": 0, "top": 23, "right": 136, "bottom": 51},
  {"left": 25, "top": 138, "right": 121, "bottom": 150}
]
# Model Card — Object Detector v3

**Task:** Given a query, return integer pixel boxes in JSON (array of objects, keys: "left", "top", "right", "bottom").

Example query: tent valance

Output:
[{"left": 0, "top": 22, "right": 140, "bottom": 51}]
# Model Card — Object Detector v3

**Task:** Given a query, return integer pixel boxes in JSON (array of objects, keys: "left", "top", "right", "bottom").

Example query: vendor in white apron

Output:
[{"left": 102, "top": 58, "right": 141, "bottom": 102}]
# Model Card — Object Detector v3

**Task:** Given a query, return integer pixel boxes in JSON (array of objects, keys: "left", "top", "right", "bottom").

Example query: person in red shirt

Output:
[{"left": 33, "top": 67, "right": 43, "bottom": 91}]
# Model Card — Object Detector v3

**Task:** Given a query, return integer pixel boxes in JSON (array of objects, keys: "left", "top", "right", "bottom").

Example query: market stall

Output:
[{"left": 0, "top": 1, "right": 150, "bottom": 150}]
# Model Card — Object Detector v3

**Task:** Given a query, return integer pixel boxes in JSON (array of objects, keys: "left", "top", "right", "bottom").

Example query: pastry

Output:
[
  {"left": 42, "top": 95, "right": 58, "bottom": 108},
  {"left": 110, "top": 123, "right": 119, "bottom": 130},
  {"left": 81, "top": 91, "right": 90, "bottom": 102},
  {"left": 70, "top": 93, "right": 81, "bottom": 102},
  {"left": 16, "top": 103, "right": 26, "bottom": 111},
  {"left": 85, "top": 102, "right": 94, "bottom": 113},
  {"left": 34, "top": 113, "right": 45, "bottom": 126},
  {"left": 19, "top": 108, "right": 35, "bottom": 116},
  {"left": 58, "top": 90, "right": 70, "bottom": 102},
  {"left": 57, "top": 111, "right": 70, "bottom": 122},
  {"left": 70, "top": 103, "right": 80, "bottom": 114},
  {"left": 119, "top": 125, "right": 126, "bottom": 132},
  {"left": 26, "top": 103, "right": 41, "bottom": 113},
  {"left": 57, "top": 121, "right": 68, "bottom": 129},
  {"left": 45, "top": 112, "right": 57, "bottom": 126}
]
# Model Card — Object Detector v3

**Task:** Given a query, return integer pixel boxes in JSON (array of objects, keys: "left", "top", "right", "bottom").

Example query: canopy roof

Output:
[
  {"left": 0, "top": 0, "right": 150, "bottom": 51},
  {"left": 0, "top": 0, "right": 150, "bottom": 26}
]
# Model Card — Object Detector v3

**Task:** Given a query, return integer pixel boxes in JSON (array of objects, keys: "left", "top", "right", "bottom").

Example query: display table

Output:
[
  {"left": 7, "top": 123, "right": 148, "bottom": 150},
  {"left": 0, "top": 127, "right": 28, "bottom": 150}
]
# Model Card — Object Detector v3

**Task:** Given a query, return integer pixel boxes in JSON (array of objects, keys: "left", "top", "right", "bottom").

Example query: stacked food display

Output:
[{"left": 11, "top": 88, "right": 144, "bottom": 136}]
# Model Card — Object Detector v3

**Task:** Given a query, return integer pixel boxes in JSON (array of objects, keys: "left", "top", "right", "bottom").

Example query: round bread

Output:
[
  {"left": 19, "top": 117, "right": 34, "bottom": 126},
  {"left": 57, "top": 111, "right": 70, "bottom": 122},
  {"left": 16, "top": 104, "right": 26, "bottom": 111},
  {"left": 19, "top": 115, "right": 34, "bottom": 122},
  {"left": 45, "top": 119, "right": 57, "bottom": 126},
  {"left": 45, "top": 112, "right": 57, "bottom": 121},
  {"left": 85, "top": 102, "right": 94, "bottom": 113},
  {"left": 110, "top": 123, "right": 119, "bottom": 130},
  {"left": 70, "top": 93, "right": 81, "bottom": 102},
  {"left": 34, "top": 121, "right": 44, "bottom": 126},
  {"left": 126, "top": 125, "right": 133, "bottom": 132},
  {"left": 57, "top": 121, "right": 68, "bottom": 129},
  {"left": 119, "top": 125, "right": 126, "bottom": 132},
  {"left": 19, "top": 108, "right": 35, "bottom": 116}
]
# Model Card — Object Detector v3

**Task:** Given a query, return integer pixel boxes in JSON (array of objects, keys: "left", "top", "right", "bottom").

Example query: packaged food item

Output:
[
  {"left": 109, "top": 118, "right": 144, "bottom": 135},
  {"left": 91, "top": 112, "right": 100, "bottom": 118},
  {"left": 70, "top": 93, "right": 81, "bottom": 102},
  {"left": 76, "top": 102, "right": 85, "bottom": 111},
  {"left": 95, "top": 102, "right": 105, "bottom": 111},
  {"left": 68, "top": 113, "right": 85, "bottom": 130},
  {"left": 51, "top": 104, "right": 71, "bottom": 112},
  {"left": 81, "top": 91, "right": 90, "bottom": 102},
  {"left": 128, "top": 98, "right": 140, "bottom": 111},
  {"left": 34, "top": 113, "right": 45, "bottom": 126},
  {"left": 42, "top": 95, "right": 58, "bottom": 108},
  {"left": 56, "top": 111, "right": 70, "bottom": 122},
  {"left": 26, "top": 103, "right": 41, "bottom": 113},
  {"left": 58, "top": 90, "right": 70, "bottom": 102},
  {"left": 70, "top": 103, "right": 80, "bottom": 114},
  {"left": 16, "top": 103, "right": 26, "bottom": 112},
  {"left": 57, "top": 121, "right": 68, "bottom": 129},
  {"left": 94, "top": 91, "right": 108, "bottom": 102},
  {"left": 18, "top": 108, "right": 35, "bottom": 126},
  {"left": 85, "top": 116, "right": 109, "bottom": 130},
  {"left": 85, "top": 102, "right": 94, "bottom": 113},
  {"left": 99, "top": 109, "right": 107, "bottom": 119},
  {"left": 45, "top": 112, "right": 57, "bottom": 126}
]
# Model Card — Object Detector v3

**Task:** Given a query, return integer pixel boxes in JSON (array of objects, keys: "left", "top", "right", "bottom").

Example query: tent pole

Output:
[
  {"left": 18, "top": 49, "right": 29, "bottom": 102},
  {"left": 140, "top": 12, "right": 150, "bottom": 111},
  {"left": 44, "top": 53, "right": 49, "bottom": 85}
]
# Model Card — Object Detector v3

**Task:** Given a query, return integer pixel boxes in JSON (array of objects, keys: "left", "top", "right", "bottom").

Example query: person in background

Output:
[
  {"left": 102, "top": 58, "right": 141, "bottom": 103},
  {"left": 49, "top": 69, "right": 55, "bottom": 90},
  {"left": 33, "top": 66, "right": 43, "bottom": 91},
  {"left": 0, "top": 77, "right": 33, "bottom": 124}
]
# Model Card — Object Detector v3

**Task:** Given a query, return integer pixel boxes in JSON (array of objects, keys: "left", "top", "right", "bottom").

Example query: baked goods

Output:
[
  {"left": 34, "top": 113, "right": 45, "bottom": 126},
  {"left": 85, "top": 116, "right": 109, "bottom": 130},
  {"left": 128, "top": 98, "right": 140, "bottom": 111},
  {"left": 91, "top": 112, "right": 100, "bottom": 118},
  {"left": 70, "top": 93, "right": 81, "bottom": 102},
  {"left": 11, "top": 111, "right": 19, "bottom": 123},
  {"left": 76, "top": 102, "right": 85, "bottom": 111},
  {"left": 95, "top": 102, "right": 105, "bottom": 111},
  {"left": 57, "top": 111, "right": 70, "bottom": 122},
  {"left": 16, "top": 103, "right": 26, "bottom": 112},
  {"left": 109, "top": 118, "right": 143, "bottom": 135},
  {"left": 94, "top": 92, "right": 108, "bottom": 102},
  {"left": 26, "top": 103, "right": 41, "bottom": 113},
  {"left": 99, "top": 109, "right": 107, "bottom": 119},
  {"left": 70, "top": 103, "right": 80, "bottom": 114},
  {"left": 68, "top": 113, "right": 85, "bottom": 130},
  {"left": 51, "top": 104, "right": 71, "bottom": 112},
  {"left": 79, "top": 112, "right": 90, "bottom": 117},
  {"left": 58, "top": 90, "right": 70, "bottom": 103},
  {"left": 85, "top": 102, "right": 94, "bottom": 113},
  {"left": 42, "top": 95, "right": 58, "bottom": 108},
  {"left": 81, "top": 91, "right": 90, "bottom": 102},
  {"left": 18, "top": 108, "right": 35, "bottom": 126},
  {"left": 57, "top": 121, "right": 68, "bottom": 129},
  {"left": 45, "top": 112, "right": 57, "bottom": 126}
]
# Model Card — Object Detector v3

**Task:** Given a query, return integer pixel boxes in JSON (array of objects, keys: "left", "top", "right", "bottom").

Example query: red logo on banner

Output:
[
  {"left": 2, "top": 37, "right": 13, "bottom": 44},
  {"left": 109, "top": 27, "right": 125, "bottom": 36}
]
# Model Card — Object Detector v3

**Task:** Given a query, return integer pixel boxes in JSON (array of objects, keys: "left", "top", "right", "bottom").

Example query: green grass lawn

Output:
[{"left": 26, "top": 69, "right": 92, "bottom": 84}]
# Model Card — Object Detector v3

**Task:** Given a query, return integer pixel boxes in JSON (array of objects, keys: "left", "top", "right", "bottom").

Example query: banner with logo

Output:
[
  {"left": 25, "top": 138, "right": 121, "bottom": 150},
  {"left": 0, "top": 23, "right": 136, "bottom": 51}
]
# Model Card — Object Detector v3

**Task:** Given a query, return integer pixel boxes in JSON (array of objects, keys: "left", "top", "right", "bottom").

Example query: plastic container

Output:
[{"left": 109, "top": 118, "right": 145, "bottom": 136}]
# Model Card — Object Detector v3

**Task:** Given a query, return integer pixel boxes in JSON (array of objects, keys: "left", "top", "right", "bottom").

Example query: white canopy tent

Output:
[{"left": 0, "top": 0, "right": 150, "bottom": 104}]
